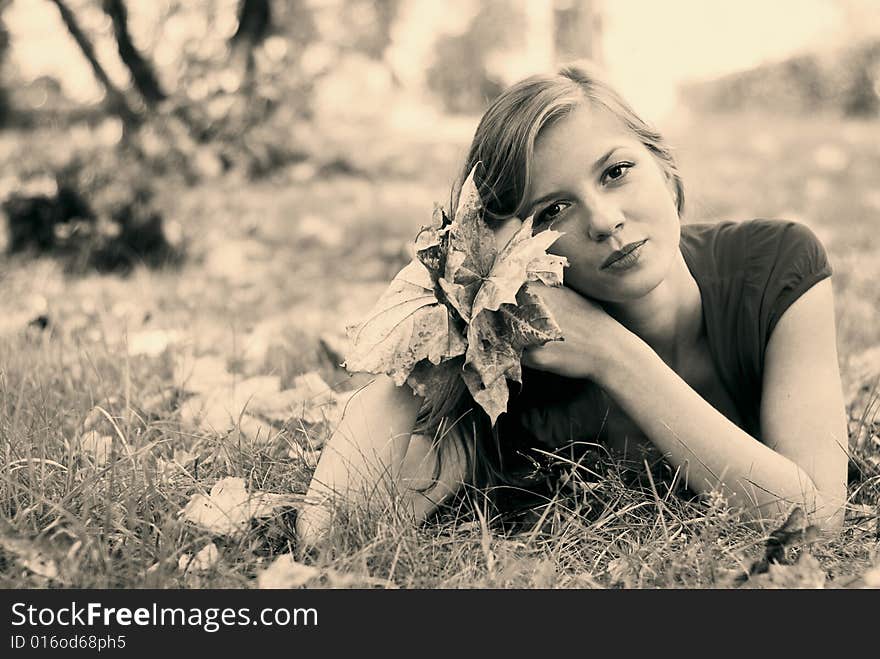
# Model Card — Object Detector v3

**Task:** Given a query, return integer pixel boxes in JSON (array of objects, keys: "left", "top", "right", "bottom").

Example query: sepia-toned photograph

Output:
[{"left": 0, "top": 0, "right": 878, "bottom": 597}]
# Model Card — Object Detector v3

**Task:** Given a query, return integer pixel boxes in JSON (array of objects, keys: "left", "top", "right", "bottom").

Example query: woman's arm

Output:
[
  {"left": 525, "top": 280, "right": 848, "bottom": 530},
  {"left": 296, "top": 375, "right": 468, "bottom": 549}
]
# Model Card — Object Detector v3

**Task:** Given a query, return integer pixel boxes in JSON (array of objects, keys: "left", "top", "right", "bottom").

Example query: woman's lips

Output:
[{"left": 601, "top": 239, "right": 648, "bottom": 270}]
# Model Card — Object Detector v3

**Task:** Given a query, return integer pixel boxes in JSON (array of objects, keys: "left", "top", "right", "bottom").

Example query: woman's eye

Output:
[
  {"left": 536, "top": 202, "right": 567, "bottom": 225},
  {"left": 603, "top": 162, "right": 633, "bottom": 184}
]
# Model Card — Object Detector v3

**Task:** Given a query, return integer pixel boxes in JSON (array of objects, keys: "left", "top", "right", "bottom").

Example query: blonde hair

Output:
[
  {"left": 417, "top": 61, "right": 686, "bottom": 500},
  {"left": 452, "top": 60, "right": 685, "bottom": 222}
]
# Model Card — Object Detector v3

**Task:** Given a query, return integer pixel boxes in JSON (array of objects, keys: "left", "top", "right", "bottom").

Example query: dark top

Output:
[{"left": 498, "top": 219, "right": 833, "bottom": 453}]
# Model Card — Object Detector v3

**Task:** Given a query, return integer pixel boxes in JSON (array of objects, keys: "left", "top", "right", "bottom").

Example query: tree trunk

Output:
[
  {"left": 229, "top": 0, "right": 271, "bottom": 88},
  {"left": 48, "top": 0, "right": 140, "bottom": 129},
  {"left": 101, "top": 0, "right": 166, "bottom": 108}
]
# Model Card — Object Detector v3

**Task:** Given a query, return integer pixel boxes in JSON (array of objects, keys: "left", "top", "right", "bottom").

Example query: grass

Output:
[{"left": 1, "top": 108, "right": 879, "bottom": 589}]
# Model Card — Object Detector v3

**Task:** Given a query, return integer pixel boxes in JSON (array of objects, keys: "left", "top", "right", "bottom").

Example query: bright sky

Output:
[
  {"left": 4, "top": 0, "right": 868, "bottom": 118},
  {"left": 602, "top": 0, "right": 847, "bottom": 122}
]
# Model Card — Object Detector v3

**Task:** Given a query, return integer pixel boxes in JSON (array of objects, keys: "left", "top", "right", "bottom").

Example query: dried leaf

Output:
[
  {"left": 414, "top": 203, "right": 451, "bottom": 282},
  {"left": 742, "top": 553, "right": 826, "bottom": 589},
  {"left": 236, "top": 414, "right": 280, "bottom": 444},
  {"left": 127, "top": 329, "right": 180, "bottom": 357},
  {"left": 463, "top": 285, "right": 563, "bottom": 424},
  {"left": 80, "top": 431, "right": 113, "bottom": 466},
  {"left": 740, "top": 506, "right": 823, "bottom": 584},
  {"left": 438, "top": 167, "right": 497, "bottom": 322},
  {"left": 249, "top": 371, "right": 336, "bottom": 424},
  {"left": 470, "top": 217, "right": 564, "bottom": 318},
  {"left": 174, "top": 353, "right": 234, "bottom": 395},
  {"left": 179, "top": 375, "right": 282, "bottom": 433},
  {"left": 178, "top": 543, "right": 220, "bottom": 573},
  {"left": 181, "top": 477, "right": 298, "bottom": 537},
  {"left": 0, "top": 534, "right": 59, "bottom": 581},
  {"left": 257, "top": 553, "right": 396, "bottom": 589},
  {"left": 345, "top": 259, "right": 465, "bottom": 386},
  {"left": 863, "top": 565, "right": 880, "bottom": 588},
  {"left": 406, "top": 356, "right": 464, "bottom": 399},
  {"left": 258, "top": 554, "right": 321, "bottom": 588},
  {"left": 343, "top": 165, "right": 566, "bottom": 426}
]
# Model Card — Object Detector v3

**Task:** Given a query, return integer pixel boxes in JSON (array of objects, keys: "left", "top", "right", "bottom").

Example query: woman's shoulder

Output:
[{"left": 681, "top": 218, "right": 830, "bottom": 279}]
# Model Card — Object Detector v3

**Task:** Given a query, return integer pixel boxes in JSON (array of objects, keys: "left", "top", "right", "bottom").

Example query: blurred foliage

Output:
[
  {"left": 1, "top": 140, "right": 177, "bottom": 274},
  {"left": 0, "top": 0, "right": 8, "bottom": 127},
  {"left": 681, "top": 38, "right": 880, "bottom": 118},
  {"left": 0, "top": 0, "right": 407, "bottom": 270},
  {"left": 426, "top": 0, "right": 526, "bottom": 113}
]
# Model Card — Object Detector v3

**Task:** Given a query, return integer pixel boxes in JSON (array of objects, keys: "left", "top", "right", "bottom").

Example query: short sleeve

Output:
[{"left": 760, "top": 221, "right": 832, "bottom": 338}]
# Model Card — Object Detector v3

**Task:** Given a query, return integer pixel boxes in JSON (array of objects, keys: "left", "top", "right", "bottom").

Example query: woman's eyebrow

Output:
[
  {"left": 525, "top": 146, "right": 623, "bottom": 215},
  {"left": 592, "top": 146, "right": 622, "bottom": 173}
]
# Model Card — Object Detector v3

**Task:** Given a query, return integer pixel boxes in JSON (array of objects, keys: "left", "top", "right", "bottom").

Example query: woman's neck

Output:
[{"left": 601, "top": 252, "right": 704, "bottom": 367}]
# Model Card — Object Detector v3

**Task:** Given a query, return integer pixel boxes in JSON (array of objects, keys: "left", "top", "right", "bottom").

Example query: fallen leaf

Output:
[
  {"left": 80, "top": 431, "right": 113, "bottom": 466},
  {"left": 173, "top": 448, "right": 198, "bottom": 466},
  {"left": 81, "top": 406, "right": 106, "bottom": 432},
  {"left": 742, "top": 552, "right": 826, "bottom": 589},
  {"left": 863, "top": 566, "right": 880, "bottom": 588},
  {"left": 750, "top": 506, "right": 821, "bottom": 574},
  {"left": 179, "top": 375, "right": 282, "bottom": 433},
  {"left": 178, "top": 543, "right": 220, "bottom": 573},
  {"left": 181, "top": 477, "right": 299, "bottom": 537},
  {"left": 140, "top": 389, "right": 176, "bottom": 414},
  {"left": 128, "top": 329, "right": 180, "bottom": 357},
  {"left": 174, "top": 353, "right": 234, "bottom": 395},
  {"left": 236, "top": 413, "right": 280, "bottom": 444},
  {"left": 257, "top": 553, "right": 397, "bottom": 589},
  {"left": 248, "top": 371, "right": 344, "bottom": 428},
  {"left": 257, "top": 554, "right": 321, "bottom": 588},
  {"left": 0, "top": 534, "right": 59, "bottom": 581}
]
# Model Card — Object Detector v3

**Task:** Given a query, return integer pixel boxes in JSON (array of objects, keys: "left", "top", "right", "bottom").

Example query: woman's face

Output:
[{"left": 522, "top": 102, "right": 681, "bottom": 303}]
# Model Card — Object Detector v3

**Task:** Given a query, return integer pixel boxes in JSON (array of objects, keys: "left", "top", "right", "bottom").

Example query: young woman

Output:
[{"left": 296, "top": 62, "right": 849, "bottom": 549}]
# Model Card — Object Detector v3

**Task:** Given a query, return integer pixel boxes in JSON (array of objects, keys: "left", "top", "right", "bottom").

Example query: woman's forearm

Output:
[
  {"left": 592, "top": 330, "right": 841, "bottom": 527},
  {"left": 296, "top": 376, "right": 421, "bottom": 547}
]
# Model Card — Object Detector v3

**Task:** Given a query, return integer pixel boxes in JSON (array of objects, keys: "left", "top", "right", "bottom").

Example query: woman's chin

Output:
[{"left": 568, "top": 266, "right": 666, "bottom": 303}]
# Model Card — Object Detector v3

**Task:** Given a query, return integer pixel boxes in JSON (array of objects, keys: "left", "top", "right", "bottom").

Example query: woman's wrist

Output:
[{"left": 588, "top": 325, "right": 648, "bottom": 385}]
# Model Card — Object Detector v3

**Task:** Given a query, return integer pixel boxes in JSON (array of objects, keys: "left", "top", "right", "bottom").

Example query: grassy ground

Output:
[{"left": 1, "top": 109, "right": 878, "bottom": 588}]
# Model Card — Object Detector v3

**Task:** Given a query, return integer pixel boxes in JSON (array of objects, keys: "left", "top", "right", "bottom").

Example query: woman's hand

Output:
[
  {"left": 490, "top": 216, "right": 629, "bottom": 380},
  {"left": 520, "top": 282, "right": 628, "bottom": 380}
]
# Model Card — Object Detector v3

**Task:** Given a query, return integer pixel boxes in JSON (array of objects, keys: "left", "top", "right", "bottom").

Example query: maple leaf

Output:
[
  {"left": 406, "top": 355, "right": 464, "bottom": 399},
  {"left": 344, "top": 164, "right": 568, "bottom": 426},
  {"left": 437, "top": 167, "right": 497, "bottom": 322},
  {"left": 414, "top": 203, "right": 451, "bottom": 284},
  {"left": 344, "top": 259, "right": 466, "bottom": 386},
  {"left": 527, "top": 252, "right": 568, "bottom": 286},
  {"left": 470, "top": 217, "right": 566, "bottom": 318},
  {"left": 464, "top": 285, "right": 564, "bottom": 425}
]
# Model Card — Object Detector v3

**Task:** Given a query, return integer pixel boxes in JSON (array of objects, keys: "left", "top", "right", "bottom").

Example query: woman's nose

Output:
[{"left": 584, "top": 202, "right": 625, "bottom": 242}]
